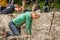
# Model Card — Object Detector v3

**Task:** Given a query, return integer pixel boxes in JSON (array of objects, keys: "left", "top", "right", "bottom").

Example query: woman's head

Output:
[{"left": 31, "top": 10, "right": 40, "bottom": 19}]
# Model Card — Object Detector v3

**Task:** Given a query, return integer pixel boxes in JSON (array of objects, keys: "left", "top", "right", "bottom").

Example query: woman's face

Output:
[{"left": 32, "top": 12, "right": 40, "bottom": 19}]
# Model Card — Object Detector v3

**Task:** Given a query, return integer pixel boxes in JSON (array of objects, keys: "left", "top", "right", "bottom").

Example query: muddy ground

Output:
[{"left": 0, "top": 11, "right": 60, "bottom": 40}]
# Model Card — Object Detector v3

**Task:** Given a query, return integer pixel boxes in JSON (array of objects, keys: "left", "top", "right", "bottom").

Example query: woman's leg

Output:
[
  {"left": 17, "top": 27, "right": 21, "bottom": 35},
  {"left": 9, "top": 21, "right": 20, "bottom": 35}
]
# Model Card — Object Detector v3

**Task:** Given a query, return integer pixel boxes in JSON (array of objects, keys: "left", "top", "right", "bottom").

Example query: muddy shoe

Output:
[{"left": 3, "top": 31, "right": 13, "bottom": 38}]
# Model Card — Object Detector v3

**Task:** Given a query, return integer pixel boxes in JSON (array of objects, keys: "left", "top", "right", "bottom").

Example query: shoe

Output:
[{"left": 4, "top": 31, "right": 13, "bottom": 38}]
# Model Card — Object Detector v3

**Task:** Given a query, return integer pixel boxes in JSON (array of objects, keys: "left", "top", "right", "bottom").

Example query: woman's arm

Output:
[{"left": 14, "top": 7, "right": 22, "bottom": 12}]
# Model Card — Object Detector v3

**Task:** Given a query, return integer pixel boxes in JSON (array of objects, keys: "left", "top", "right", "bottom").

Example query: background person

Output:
[{"left": 0, "top": 4, "right": 22, "bottom": 14}]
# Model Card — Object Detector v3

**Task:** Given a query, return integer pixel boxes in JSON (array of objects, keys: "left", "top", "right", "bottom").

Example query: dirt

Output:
[{"left": 0, "top": 11, "right": 60, "bottom": 40}]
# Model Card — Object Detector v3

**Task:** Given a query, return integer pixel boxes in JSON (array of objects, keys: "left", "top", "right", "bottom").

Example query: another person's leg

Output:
[
  {"left": 0, "top": 7, "right": 1, "bottom": 13},
  {"left": 1, "top": 7, "right": 6, "bottom": 11},
  {"left": 9, "top": 21, "right": 20, "bottom": 35}
]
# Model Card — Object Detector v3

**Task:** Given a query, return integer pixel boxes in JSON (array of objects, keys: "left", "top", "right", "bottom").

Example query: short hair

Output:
[{"left": 33, "top": 4, "right": 40, "bottom": 12}]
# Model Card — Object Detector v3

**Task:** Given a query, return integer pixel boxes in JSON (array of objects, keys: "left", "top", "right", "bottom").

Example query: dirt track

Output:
[{"left": 0, "top": 11, "right": 60, "bottom": 40}]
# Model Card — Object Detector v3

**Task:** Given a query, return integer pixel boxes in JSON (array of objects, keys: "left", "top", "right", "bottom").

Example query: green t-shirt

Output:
[{"left": 12, "top": 11, "right": 32, "bottom": 34}]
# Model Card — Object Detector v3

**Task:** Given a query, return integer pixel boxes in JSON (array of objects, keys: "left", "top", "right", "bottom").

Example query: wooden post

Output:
[{"left": 49, "top": 0, "right": 55, "bottom": 34}]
